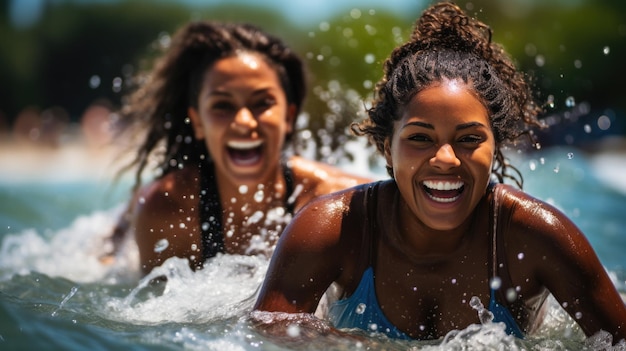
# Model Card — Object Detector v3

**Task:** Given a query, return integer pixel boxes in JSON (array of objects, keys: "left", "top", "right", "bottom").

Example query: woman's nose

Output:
[
  {"left": 430, "top": 143, "right": 461, "bottom": 170},
  {"left": 231, "top": 107, "right": 257, "bottom": 132}
]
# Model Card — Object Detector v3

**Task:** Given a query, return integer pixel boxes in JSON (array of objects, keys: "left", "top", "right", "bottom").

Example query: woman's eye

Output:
[
  {"left": 211, "top": 101, "right": 235, "bottom": 111},
  {"left": 251, "top": 98, "right": 276, "bottom": 112},
  {"left": 459, "top": 135, "right": 483, "bottom": 144},
  {"left": 408, "top": 134, "right": 432, "bottom": 142}
]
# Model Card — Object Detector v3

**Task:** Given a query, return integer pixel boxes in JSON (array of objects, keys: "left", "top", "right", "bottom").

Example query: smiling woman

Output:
[
  {"left": 253, "top": 1, "right": 626, "bottom": 344},
  {"left": 104, "top": 21, "right": 370, "bottom": 275}
]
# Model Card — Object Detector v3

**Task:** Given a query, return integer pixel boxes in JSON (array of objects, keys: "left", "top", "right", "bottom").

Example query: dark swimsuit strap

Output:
[
  {"left": 364, "top": 182, "right": 380, "bottom": 270},
  {"left": 198, "top": 158, "right": 296, "bottom": 261},
  {"left": 489, "top": 183, "right": 514, "bottom": 298}
]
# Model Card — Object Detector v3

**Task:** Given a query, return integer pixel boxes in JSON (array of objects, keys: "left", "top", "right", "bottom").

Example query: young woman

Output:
[
  {"left": 106, "top": 22, "right": 370, "bottom": 275},
  {"left": 253, "top": 2, "right": 626, "bottom": 343}
]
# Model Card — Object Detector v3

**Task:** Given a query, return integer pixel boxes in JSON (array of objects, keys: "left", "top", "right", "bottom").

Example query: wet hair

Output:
[
  {"left": 118, "top": 21, "right": 306, "bottom": 191},
  {"left": 352, "top": 2, "right": 544, "bottom": 187}
]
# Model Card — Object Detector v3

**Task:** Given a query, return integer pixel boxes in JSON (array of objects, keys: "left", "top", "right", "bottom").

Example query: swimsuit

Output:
[
  {"left": 198, "top": 158, "right": 295, "bottom": 260},
  {"left": 327, "top": 182, "right": 525, "bottom": 339}
]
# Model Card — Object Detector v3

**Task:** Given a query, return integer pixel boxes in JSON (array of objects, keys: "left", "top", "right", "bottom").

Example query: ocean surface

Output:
[{"left": 1, "top": 139, "right": 625, "bottom": 351}]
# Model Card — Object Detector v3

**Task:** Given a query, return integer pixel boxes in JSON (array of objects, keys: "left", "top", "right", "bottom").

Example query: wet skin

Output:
[
  {"left": 254, "top": 80, "right": 626, "bottom": 341},
  {"left": 127, "top": 53, "right": 371, "bottom": 274}
]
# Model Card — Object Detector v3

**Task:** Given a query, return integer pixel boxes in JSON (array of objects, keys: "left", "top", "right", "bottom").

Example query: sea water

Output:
[{"left": 1, "top": 141, "right": 625, "bottom": 351}]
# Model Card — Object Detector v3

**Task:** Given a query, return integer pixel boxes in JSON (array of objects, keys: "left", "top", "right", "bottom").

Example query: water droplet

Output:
[
  {"left": 490, "top": 276, "right": 502, "bottom": 290},
  {"left": 286, "top": 324, "right": 300, "bottom": 337},
  {"left": 154, "top": 238, "right": 169, "bottom": 253},
  {"left": 364, "top": 53, "right": 375, "bottom": 64},
  {"left": 517, "top": 252, "right": 525, "bottom": 260},
  {"left": 238, "top": 185, "right": 248, "bottom": 194},
  {"left": 567, "top": 152, "right": 574, "bottom": 159},
  {"left": 529, "top": 160, "right": 537, "bottom": 171},
  {"left": 546, "top": 95, "right": 555, "bottom": 109},
  {"left": 349, "top": 8, "right": 362, "bottom": 19},
  {"left": 535, "top": 54, "right": 545, "bottom": 67},
  {"left": 575, "top": 311, "right": 583, "bottom": 319},
  {"left": 89, "top": 75, "right": 101, "bottom": 89},
  {"left": 355, "top": 303, "right": 367, "bottom": 314},
  {"left": 368, "top": 323, "right": 378, "bottom": 331},
  {"left": 597, "top": 115, "right": 611, "bottom": 130},
  {"left": 574, "top": 59, "right": 582, "bottom": 69},
  {"left": 451, "top": 278, "right": 457, "bottom": 284},
  {"left": 254, "top": 190, "right": 264, "bottom": 203},
  {"left": 603, "top": 46, "right": 610, "bottom": 55},
  {"left": 506, "top": 288, "right": 517, "bottom": 302},
  {"left": 184, "top": 117, "right": 190, "bottom": 124},
  {"left": 565, "top": 96, "right": 576, "bottom": 107},
  {"left": 201, "top": 222, "right": 209, "bottom": 231},
  {"left": 584, "top": 124, "right": 592, "bottom": 133},
  {"left": 553, "top": 164, "right": 560, "bottom": 173}
]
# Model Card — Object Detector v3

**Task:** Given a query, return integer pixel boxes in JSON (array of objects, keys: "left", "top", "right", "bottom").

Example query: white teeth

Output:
[
  {"left": 423, "top": 180, "right": 464, "bottom": 191},
  {"left": 227, "top": 140, "right": 263, "bottom": 150}
]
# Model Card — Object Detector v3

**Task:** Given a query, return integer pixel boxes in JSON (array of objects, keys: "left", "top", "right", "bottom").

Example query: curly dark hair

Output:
[
  {"left": 118, "top": 21, "right": 306, "bottom": 191},
  {"left": 352, "top": 2, "right": 544, "bottom": 187}
]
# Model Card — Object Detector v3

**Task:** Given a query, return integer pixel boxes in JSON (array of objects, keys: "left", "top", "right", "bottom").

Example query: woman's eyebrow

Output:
[{"left": 456, "top": 121, "right": 487, "bottom": 130}]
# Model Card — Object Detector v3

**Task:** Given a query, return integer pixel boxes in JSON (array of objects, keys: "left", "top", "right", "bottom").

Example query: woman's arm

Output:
[
  {"left": 507, "top": 187, "right": 626, "bottom": 342},
  {"left": 254, "top": 190, "right": 353, "bottom": 313}
]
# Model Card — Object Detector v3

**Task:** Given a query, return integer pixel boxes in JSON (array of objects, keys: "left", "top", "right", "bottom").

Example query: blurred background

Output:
[{"left": 0, "top": 0, "right": 625, "bottom": 165}]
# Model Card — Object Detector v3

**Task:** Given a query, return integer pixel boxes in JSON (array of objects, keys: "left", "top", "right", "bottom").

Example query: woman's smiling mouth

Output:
[
  {"left": 227, "top": 139, "right": 263, "bottom": 166},
  {"left": 422, "top": 180, "right": 465, "bottom": 203}
]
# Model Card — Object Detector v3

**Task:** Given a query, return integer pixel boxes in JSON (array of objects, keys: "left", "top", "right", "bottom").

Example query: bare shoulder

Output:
[
  {"left": 287, "top": 156, "right": 372, "bottom": 207},
  {"left": 280, "top": 182, "right": 372, "bottom": 251},
  {"left": 498, "top": 183, "right": 579, "bottom": 237},
  {"left": 133, "top": 167, "right": 200, "bottom": 222},
  {"left": 496, "top": 183, "right": 593, "bottom": 264}
]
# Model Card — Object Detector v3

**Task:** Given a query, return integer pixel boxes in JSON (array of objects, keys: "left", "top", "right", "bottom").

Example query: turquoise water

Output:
[{"left": 1, "top": 144, "right": 625, "bottom": 350}]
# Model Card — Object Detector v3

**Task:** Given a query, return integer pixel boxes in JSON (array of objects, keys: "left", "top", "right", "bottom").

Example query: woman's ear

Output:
[{"left": 187, "top": 107, "right": 205, "bottom": 140}]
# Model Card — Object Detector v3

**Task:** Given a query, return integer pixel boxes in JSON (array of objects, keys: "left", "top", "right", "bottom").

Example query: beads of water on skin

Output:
[
  {"left": 517, "top": 252, "right": 525, "bottom": 260},
  {"left": 575, "top": 311, "right": 583, "bottom": 319},
  {"left": 238, "top": 185, "right": 248, "bottom": 195},
  {"left": 355, "top": 303, "right": 367, "bottom": 314},
  {"left": 154, "top": 238, "right": 169, "bottom": 253},
  {"left": 179, "top": 223, "right": 186, "bottom": 229},
  {"left": 201, "top": 222, "right": 209, "bottom": 231},
  {"left": 254, "top": 190, "right": 264, "bottom": 203},
  {"left": 565, "top": 96, "right": 576, "bottom": 108},
  {"left": 368, "top": 323, "right": 378, "bottom": 331}
]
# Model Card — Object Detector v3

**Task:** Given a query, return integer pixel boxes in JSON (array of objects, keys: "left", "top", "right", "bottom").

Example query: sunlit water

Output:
[{"left": 1, "top": 141, "right": 625, "bottom": 350}]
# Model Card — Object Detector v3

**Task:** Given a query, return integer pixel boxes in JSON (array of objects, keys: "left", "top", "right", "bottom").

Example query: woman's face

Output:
[
  {"left": 384, "top": 79, "right": 495, "bottom": 231},
  {"left": 189, "top": 53, "right": 295, "bottom": 186}
]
